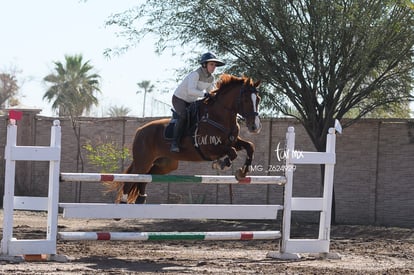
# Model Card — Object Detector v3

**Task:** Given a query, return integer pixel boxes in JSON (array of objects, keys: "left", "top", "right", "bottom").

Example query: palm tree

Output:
[
  {"left": 107, "top": 105, "right": 131, "bottom": 117},
  {"left": 43, "top": 54, "right": 101, "bottom": 117},
  {"left": 136, "top": 80, "right": 154, "bottom": 117},
  {"left": 43, "top": 54, "right": 101, "bottom": 180}
]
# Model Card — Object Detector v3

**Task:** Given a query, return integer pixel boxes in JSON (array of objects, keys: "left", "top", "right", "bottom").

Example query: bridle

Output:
[
  {"left": 236, "top": 84, "right": 260, "bottom": 120},
  {"left": 198, "top": 83, "right": 260, "bottom": 131}
]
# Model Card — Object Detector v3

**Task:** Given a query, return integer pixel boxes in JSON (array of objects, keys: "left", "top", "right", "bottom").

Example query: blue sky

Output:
[
  {"left": 2, "top": 1, "right": 412, "bottom": 117},
  {"left": 0, "top": 0, "right": 187, "bottom": 117}
]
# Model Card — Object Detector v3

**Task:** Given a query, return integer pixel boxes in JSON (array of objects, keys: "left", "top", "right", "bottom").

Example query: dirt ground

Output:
[{"left": 0, "top": 210, "right": 414, "bottom": 274}]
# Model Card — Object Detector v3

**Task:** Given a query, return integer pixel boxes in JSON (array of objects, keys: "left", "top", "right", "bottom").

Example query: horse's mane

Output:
[{"left": 212, "top": 74, "right": 253, "bottom": 95}]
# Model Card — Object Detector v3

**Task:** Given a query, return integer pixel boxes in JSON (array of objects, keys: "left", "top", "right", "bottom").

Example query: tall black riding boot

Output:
[{"left": 170, "top": 116, "right": 186, "bottom": 152}]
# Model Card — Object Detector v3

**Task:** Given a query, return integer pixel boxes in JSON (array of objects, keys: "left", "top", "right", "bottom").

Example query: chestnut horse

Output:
[{"left": 113, "top": 74, "right": 262, "bottom": 204}]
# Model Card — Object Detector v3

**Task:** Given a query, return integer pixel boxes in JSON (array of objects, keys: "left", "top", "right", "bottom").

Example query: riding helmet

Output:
[{"left": 199, "top": 52, "right": 225, "bottom": 67}]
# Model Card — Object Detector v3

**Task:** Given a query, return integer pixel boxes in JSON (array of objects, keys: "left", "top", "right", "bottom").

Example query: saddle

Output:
[{"left": 164, "top": 100, "right": 201, "bottom": 140}]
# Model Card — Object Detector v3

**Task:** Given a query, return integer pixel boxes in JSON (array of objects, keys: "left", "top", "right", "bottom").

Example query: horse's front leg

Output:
[
  {"left": 212, "top": 146, "right": 238, "bottom": 170},
  {"left": 234, "top": 137, "right": 255, "bottom": 179}
]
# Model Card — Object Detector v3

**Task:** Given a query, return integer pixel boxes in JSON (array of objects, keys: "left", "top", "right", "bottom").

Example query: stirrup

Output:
[{"left": 170, "top": 142, "right": 180, "bottom": 152}]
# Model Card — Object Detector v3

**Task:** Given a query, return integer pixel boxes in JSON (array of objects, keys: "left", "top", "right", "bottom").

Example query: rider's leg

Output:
[
  {"left": 170, "top": 95, "right": 188, "bottom": 153},
  {"left": 170, "top": 114, "right": 186, "bottom": 152}
]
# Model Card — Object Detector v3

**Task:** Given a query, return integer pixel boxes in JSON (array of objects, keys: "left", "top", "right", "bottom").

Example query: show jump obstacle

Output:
[{"left": 1, "top": 119, "right": 338, "bottom": 261}]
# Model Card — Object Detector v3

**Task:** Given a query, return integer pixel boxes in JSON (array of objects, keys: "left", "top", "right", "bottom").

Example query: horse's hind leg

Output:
[
  {"left": 134, "top": 182, "right": 148, "bottom": 204},
  {"left": 134, "top": 158, "right": 179, "bottom": 204},
  {"left": 120, "top": 158, "right": 178, "bottom": 204},
  {"left": 114, "top": 163, "right": 134, "bottom": 203},
  {"left": 116, "top": 159, "right": 152, "bottom": 204},
  {"left": 121, "top": 182, "right": 147, "bottom": 204}
]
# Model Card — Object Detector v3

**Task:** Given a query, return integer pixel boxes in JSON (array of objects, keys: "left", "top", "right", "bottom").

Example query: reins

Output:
[{"left": 194, "top": 83, "right": 258, "bottom": 147}]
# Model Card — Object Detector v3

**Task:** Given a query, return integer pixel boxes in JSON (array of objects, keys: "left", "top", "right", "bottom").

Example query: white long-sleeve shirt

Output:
[{"left": 173, "top": 67, "right": 215, "bottom": 103}]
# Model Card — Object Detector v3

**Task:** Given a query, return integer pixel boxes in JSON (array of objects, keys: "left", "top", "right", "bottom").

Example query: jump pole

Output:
[
  {"left": 58, "top": 231, "right": 281, "bottom": 241},
  {"left": 60, "top": 173, "right": 286, "bottom": 185}
]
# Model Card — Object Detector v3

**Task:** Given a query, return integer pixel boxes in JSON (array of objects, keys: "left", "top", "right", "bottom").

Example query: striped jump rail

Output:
[
  {"left": 58, "top": 231, "right": 281, "bottom": 241},
  {"left": 60, "top": 173, "right": 287, "bottom": 185}
]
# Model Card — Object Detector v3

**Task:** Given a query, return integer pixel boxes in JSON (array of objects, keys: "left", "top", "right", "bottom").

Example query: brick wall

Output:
[{"left": 0, "top": 111, "right": 413, "bottom": 227}]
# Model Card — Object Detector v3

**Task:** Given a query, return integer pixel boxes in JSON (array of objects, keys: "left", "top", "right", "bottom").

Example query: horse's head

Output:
[
  {"left": 238, "top": 77, "right": 262, "bottom": 134},
  {"left": 211, "top": 74, "right": 262, "bottom": 133}
]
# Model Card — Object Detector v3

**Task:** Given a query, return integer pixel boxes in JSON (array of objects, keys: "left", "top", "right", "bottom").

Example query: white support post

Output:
[
  {"left": 318, "top": 128, "right": 336, "bottom": 243},
  {"left": 0, "top": 120, "right": 62, "bottom": 260},
  {"left": 268, "top": 127, "right": 339, "bottom": 259},
  {"left": 274, "top": 126, "right": 296, "bottom": 258},
  {"left": 1, "top": 121, "right": 18, "bottom": 256},
  {"left": 46, "top": 120, "right": 61, "bottom": 253}
]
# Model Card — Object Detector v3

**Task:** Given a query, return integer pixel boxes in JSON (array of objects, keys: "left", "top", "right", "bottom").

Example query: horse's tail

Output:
[{"left": 105, "top": 161, "right": 139, "bottom": 204}]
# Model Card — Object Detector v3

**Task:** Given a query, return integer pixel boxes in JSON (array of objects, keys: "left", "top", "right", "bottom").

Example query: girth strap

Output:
[{"left": 194, "top": 143, "right": 213, "bottom": 161}]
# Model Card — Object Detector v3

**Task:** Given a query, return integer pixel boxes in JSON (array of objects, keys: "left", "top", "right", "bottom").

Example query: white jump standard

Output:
[{"left": 1, "top": 119, "right": 339, "bottom": 261}]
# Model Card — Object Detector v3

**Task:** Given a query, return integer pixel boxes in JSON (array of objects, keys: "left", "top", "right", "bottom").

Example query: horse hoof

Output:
[
  {"left": 235, "top": 168, "right": 246, "bottom": 180},
  {"left": 135, "top": 194, "right": 148, "bottom": 204},
  {"left": 220, "top": 163, "right": 231, "bottom": 171}
]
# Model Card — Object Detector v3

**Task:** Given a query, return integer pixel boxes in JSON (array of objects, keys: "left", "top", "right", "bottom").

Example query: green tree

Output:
[
  {"left": 107, "top": 105, "right": 131, "bottom": 117},
  {"left": 43, "top": 54, "right": 101, "bottom": 117},
  {"left": 136, "top": 80, "right": 154, "bottom": 117},
  {"left": 346, "top": 101, "right": 412, "bottom": 119},
  {"left": 0, "top": 72, "right": 20, "bottom": 110},
  {"left": 84, "top": 140, "right": 131, "bottom": 173},
  {"left": 106, "top": 0, "right": 414, "bottom": 152}
]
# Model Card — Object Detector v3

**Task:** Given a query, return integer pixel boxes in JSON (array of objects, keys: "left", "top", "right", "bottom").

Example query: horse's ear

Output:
[{"left": 254, "top": 80, "right": 261, "bottom": 87}]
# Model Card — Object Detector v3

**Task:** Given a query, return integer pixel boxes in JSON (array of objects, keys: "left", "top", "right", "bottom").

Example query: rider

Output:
[{"left": 170, "top": 52, "right": 225, "bottom": 152}]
